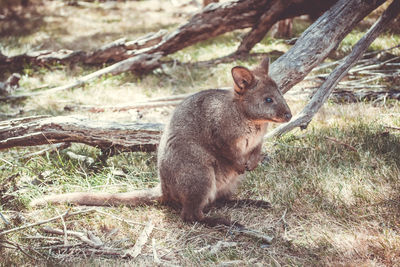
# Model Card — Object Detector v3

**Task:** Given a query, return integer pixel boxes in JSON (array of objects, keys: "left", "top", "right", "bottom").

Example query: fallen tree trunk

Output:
[
  {"left": 1, "top": 0, "right": 385, "bottom": 99},
  {"left": 1, "top": 0, "right": 336, "bottom": 71},
  {"left": 0, "top": 30, "right": 167, "bottom": 71},
  {"left": 0, "top": 116, "right": 163, "bottom": 152}
]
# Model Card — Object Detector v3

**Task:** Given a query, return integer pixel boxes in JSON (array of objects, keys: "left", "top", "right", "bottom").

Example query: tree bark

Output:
[
  {"left": 266, "top": 0, "right": 400, "bottom": 138},
  {"left": 0, "top": 30, "right": 167, "bottom": 72},
  {"left": 270, "top": 19, "right": 294, "bottom": 39},
  {"left": 1, "top": 0, "right": 337, "bottom": 72},
  {"left": 269, "top": 0, "right": 386, "bottom": 94},
  {"left": 0, "top": 116, "right": 163, "bottom": 152}
]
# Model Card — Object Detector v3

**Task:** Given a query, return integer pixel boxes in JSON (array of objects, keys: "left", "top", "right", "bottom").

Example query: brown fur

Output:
[{"left": 32, "top": 57, "right": 291, "bottom": 228}]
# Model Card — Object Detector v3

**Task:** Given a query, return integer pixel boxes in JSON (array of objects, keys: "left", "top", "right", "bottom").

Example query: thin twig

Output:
[
  {"left": 42, "top": 227, "right": 104, "bottom": 249},
  {"left": 0, "top": 208, "right": 95, "bottom": 236},
  {"left": 56, "top": 209, "right": 69, "bottom": 246},
  {"left": 94, "top": 209, "right": 167, "bottom": 232},
  {"left": 325, "top": 136, "right": 358, "bottom": 152},
  {"left": 1, "top": 240, "right": 38, "bottom": 260},
  {"left": 385, "top": 125, "right": 400, "bottom": 131},
  {"left": 123, "top": 220, "right": 154, "bottom": 258},
  {"left": 226, "top": 226, "right": 274, "bottom": 244}
]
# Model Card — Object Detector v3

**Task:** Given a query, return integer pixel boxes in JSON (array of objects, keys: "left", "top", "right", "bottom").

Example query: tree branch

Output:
[
  {"left": 266, "top": 0, "right": 400, "bottom": 138},
  {"left": 269, "top": 0, "right": 386, "bottom": 93}
]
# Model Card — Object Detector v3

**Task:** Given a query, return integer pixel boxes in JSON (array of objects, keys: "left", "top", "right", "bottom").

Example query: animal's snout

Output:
[{"left": 284, "top": 112, "right": 292, "bottom": 121}]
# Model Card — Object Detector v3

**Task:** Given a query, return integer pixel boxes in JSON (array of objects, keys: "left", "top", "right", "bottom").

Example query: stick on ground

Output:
[{"left": 0, "top": 208, "right": 95, "bottom": 236}]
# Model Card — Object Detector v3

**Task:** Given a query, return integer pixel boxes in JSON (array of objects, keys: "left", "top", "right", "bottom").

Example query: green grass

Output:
[{"left": 1, "top": 0, "right": 400, "bottom": 265}]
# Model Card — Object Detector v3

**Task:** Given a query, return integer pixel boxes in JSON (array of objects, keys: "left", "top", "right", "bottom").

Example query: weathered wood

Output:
[
  {"left": 84, "top": 30, "right": 168, "bottom": 64},
  {"left": 0, "top": 116, "right": 163, "bottom": 152},
  {"left": 236, "top": 0, "right": 336, "bottom": 53},
  {"left": 67, "top": 100, "right": 183, "bottom": 113},
  {"left": 0, "top": 53, "right": 162, "bottom": 101},
  {"left": 1, "top": 0, "right": 339, "bottom": 71},
  {"left": 236, "top": 0, "right": 288, "bottom": 54},
  {"left": 330, "top": 89, "right": 400, "bottom": 103},
  {"left": 269, "top": 0, "right": 386, "bottom": 94},
  {"left": 266, "top": 0, "right": 400, "bottom": 138},
  {"left": 2, "top": 0, "right": 385, "bottom": 101},
  {"left": 0, "top": 30, "right": 167, "bottom": 70},
  {"left": 271, "top": 18, "right": 293, "bottom": 38}
]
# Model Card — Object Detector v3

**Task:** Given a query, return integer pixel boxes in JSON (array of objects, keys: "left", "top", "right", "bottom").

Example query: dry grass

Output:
[{"left": 1, "top": 0, "right": 400, "bottom": 266}]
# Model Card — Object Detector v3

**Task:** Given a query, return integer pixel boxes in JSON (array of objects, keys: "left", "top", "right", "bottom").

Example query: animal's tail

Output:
[{"left": 31, "top": 185, "right": 162, "bottom": 207}]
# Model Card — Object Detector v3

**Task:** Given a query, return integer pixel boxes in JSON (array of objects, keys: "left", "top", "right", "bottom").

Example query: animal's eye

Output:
[{"left": 265, "top": 97, "right": 273, "bottom": 103}]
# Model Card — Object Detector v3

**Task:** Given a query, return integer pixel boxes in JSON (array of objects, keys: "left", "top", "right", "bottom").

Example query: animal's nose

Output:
[{"left": 284, "top": 113, "right": 292, "bottom": 121}]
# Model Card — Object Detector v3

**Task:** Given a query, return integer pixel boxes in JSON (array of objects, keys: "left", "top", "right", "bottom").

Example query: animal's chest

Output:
[{"left": 236, "top": 124, "right": 267, "bottom": 155}]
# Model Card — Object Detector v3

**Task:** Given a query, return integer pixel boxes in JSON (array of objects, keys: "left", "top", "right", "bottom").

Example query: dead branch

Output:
[
  {"left": 269, "top": 0, "right": 386, "bottom": 94},
  {"left": 42, "top": 227, "right": 104, "bottom": 249},
  {"left": 330, "top": 89, "right": 400, "bottom": 103},
  {"left": 228, "top": 227, "right": 274, "bottom": 244},
  {"left": 123, "top": 220, "right": 154, "bottom": 258},
  {"left": 236, "top": 1, "right": 289, "bottom": 54},
  {"left": 266, "top": 0, "right": 400, "bottom": 138},
  {"left": 1, "top": 0, "right": 385, "bottom": 102},
  {"left": 67, "top": 99, "right": 183, "bottom": 113},
  {"left": 324, "top": 136, "right": 358, "bottom": 152},
  {"left": 1, "top": 0, "right": 341, "bottom": 73},
  {"left": 0, "top": 115, "right": 163, "bottom": 152},
  {"left": 0, "top": 208, "right": 95, "bottom": 236},
  {"left": 1, "top": 30, "right": 167, "bottom": 69}
]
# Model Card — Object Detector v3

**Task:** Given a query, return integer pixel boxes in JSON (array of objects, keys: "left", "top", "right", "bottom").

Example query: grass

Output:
[{"left": 1, "top": 0, "right": 400, "bottom": 266}]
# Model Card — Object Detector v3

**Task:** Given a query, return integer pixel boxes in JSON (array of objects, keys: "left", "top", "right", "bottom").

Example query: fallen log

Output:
[
  {"left": 1, "top": 0, "right": 336, "bottom": 71},
  {"left": 0, "top": 116, "right": 163, "bottom": 152},
  {"left": 0, "top": 30, "right": 167, "bottom": 71},
  {"left": 1, "top": 0, "right": 386, "bottom": 101}
]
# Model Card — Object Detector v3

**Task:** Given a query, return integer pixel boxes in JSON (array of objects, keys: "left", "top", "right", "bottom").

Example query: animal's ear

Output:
[
  {"left": 231, "top": 66, "right": 254, "bottom": 95},
  {"left": 260, "top": 57, "right": 270, "bottom": 74}
]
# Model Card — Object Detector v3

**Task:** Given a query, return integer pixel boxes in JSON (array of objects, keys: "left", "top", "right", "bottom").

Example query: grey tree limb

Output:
[
  {"left": 266, "top": 0, "right": 400, "bottom": 139},
  {"left": 269, "top": 0, "right": 386, "bottom": 94}
]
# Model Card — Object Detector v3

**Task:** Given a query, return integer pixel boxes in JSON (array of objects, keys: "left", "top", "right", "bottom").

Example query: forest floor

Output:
[{"left": 1, "top": 0, "right": 400, "bottom": 266}]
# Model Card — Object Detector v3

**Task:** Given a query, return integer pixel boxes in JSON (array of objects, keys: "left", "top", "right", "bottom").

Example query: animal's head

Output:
[{"left": 231, "top": 57, "right": 292, "bottom": 123}]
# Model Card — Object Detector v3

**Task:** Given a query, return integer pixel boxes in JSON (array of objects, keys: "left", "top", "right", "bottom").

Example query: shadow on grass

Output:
[{"left": 0, "top": 6, "right": 45, "bottom": 38}]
